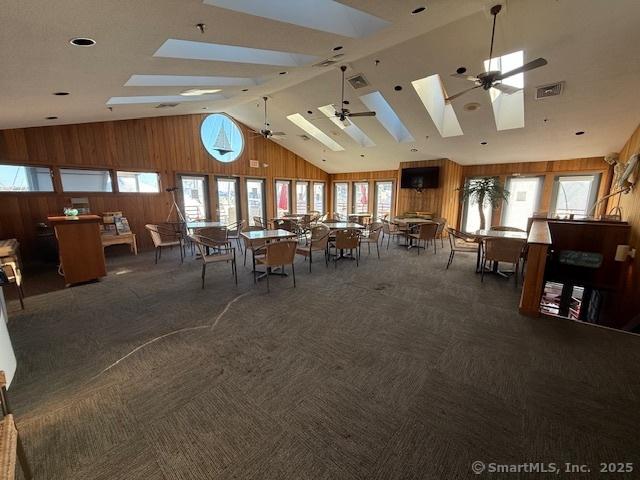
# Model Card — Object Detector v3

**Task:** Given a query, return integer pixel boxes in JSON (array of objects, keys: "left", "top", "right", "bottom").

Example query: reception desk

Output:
[{"left": 48, "top": 215, "right": 106, "bottom": 286}]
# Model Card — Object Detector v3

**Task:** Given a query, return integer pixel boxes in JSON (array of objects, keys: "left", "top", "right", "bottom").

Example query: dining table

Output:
[
  {"left": 186, "top": 220, "right": 224, "bottom": 233},
  {"left": 469, "top": 229, "right": 528, "bottom": 274},
  {"left": 393, "top": 217, "right": 436, "bottom": 248},
  {"left": 241, "top": 229, "right": 297, "bottom": 280}
]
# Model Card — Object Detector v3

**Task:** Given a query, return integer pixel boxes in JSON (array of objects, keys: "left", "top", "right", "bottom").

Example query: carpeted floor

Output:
[{"left": 5, "top": 240, "right": 640, "bottom": 479}]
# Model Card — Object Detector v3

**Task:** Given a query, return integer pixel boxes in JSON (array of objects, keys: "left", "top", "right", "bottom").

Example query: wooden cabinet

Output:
[{"left": 48, "top": 215, "right": 106, "bottom": 286}]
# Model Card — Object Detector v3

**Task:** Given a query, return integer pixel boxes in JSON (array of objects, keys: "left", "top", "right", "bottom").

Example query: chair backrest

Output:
[
  {"left": 335, "top": 229, "right": 360, "bottom": 249},
  {"left": 418, "top": 222, "right": 438, "bottom": 240},
  {"left": 264, "top": 240, "right": 297, "bottom": 266},
  {"left": 491, "top": 225, "right": 526, "bottom": 232},
  {"left": 332, "top": 212, "right": 343, "bottom": 221},
  {"left": 484, "top": 238, "right": 525, "bottom": 263},
  {"left": 367, "top": 222, "right": 383, "bottom": 240},
  {"left": 347, "top": 215, "right": 359, "bottom": 223},
  {"left": 145, "top": 224, "right": 178, "bottom": 247},
  {"left": 227, "top": 220, "right": 245, "bottom": 235},
  {"left": 434, "top": 218, "right": 447, "bottom": 236},
  {"left": 253, "top": 216, "right": 265, "bottom": 228},
  {"left": 275, "top": 219, "right": 298, "bottom": 233},
  {"left": 195, "top": 226, "right": 228, "bottom": 243},
  {"left": 319, "top": 213, "right": 328, "bottom": 222},
  {"left": 382, "top": 219, "right": 397, "bottom": 234}
]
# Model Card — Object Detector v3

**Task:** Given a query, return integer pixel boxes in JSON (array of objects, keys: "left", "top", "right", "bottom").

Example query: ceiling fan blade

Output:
[
  {"left": 270, "top": 132, "right": 286, "bottom": 136},
  {"left": 445, "top": 84, "right": 482, "bottom": 102},
  {"left": 451, "top": 73, "right": 478, "bottom": 82},
  {"left": 492, "top": 83, "right": 522, "bottom": 95},
  {"left": 495, "top": 57, "right": 548, "bottom": 81},
  {"left": 347, "top": 111, "right": 376, "bottom": 117}
]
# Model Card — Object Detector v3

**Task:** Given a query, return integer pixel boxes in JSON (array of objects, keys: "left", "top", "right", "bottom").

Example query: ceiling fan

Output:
[
  {"left": 329, "top": 65, "right": 376, "bottom": 123},
  {"left": 252, "top": 97, "right": 286, "bottom": 139},
  {"left": 446, "top": 4, "right": 547, "bottom": 102}
]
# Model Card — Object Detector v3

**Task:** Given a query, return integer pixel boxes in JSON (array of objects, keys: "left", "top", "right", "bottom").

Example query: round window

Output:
[{"left": 200, "top": 114, "right": 244, "bottom": 163}]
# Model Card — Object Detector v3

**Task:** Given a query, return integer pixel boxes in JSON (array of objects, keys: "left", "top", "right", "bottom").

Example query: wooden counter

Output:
[
  {"left": 519, "top": 220, "right": 552, "bottom": 317},
  {"left": 48, "top": 215, "right": 106, "bottom": 286}
]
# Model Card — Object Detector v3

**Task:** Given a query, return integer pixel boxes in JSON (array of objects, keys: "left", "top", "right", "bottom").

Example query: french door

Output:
[
  {"left": 178, "top": 174, "right": 209, "bottom": 221},
  {"left": 246, "top": 178, "right": 266, "bottom": 225},
  {"left": 216, "top": 177, "right": 240, "bottom": 226}
]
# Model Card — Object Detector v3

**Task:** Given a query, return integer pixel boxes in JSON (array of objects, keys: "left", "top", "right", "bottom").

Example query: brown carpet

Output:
[{"left": 5, "top": 240, "right": 640, "bottom": 479}]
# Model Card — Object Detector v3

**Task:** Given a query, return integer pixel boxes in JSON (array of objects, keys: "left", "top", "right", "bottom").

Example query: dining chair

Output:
[
  {"left": 332, "top": 212, "right": 343, "bottom": 221},
  {"left": 381, "top": 219, "right": 403, "bottom": 249},
  {"left": 296, "top": 224, "right": 330, "bottom": 272},
  {"left": 226, "top": 220, "right": 245, "bottom": 252},
  {"left": 254, "top": 240, "right": 298, "bottom": 292},
  {"left": 253, "top": 216, "right": 266, "bottom": 228},
  {"left": 433, "top": 217, "right": 448, "bottom": 248},
  {"left": 195, "top": 226, "right": 229, "bottom": 252},
  {"left": 1, "top": 370, "right": 32, "bottom": 480},
  {"left": 145, "top": 223, "right": 184, "bottom": 264},
  {"left": 360, "top": 222, "right": 383, "bottom": 258},
  {"left": 318, "top": 213, "right": 328, "bottom": 222},
  {"left": 331, "top": 229, "right": 361, "bottom": 268},
  {"left": 0, "top": 262, "right": 24, "bottom": 310},
  {"left": 481, "top": 237, "right": 526, "bottom": 286},
  {"left": 407, "top": 222, "right": 438, "bottom": 254},
  {"left": 191, "top": 234, "right": 237, "bottom": 288},
  {"left": 446, "top": 227, "right": 479, "bottom": 269},
  {"left": 241, "top": 225, "right": 266, "bottom": 266},
  {"left": 491, "top": 225, "right": 526, "bottom": 232}
]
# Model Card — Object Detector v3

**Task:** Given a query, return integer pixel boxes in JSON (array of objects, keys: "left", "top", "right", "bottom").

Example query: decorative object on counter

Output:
[
  {"left": 70, "top": 197, "right": 91, "bottom": 215},
  {"left": 63, "top": 208, "right": 79, "bottom": 217}
]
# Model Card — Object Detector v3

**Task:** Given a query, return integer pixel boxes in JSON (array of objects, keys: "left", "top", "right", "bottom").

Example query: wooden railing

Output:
[{"left": 519, "top": 219, "right": 552, "bottom": 316}]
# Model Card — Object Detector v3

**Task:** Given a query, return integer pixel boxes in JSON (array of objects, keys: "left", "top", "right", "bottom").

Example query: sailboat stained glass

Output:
[{"left": 200, "top": 114, "right": 244, "bottom": 163}]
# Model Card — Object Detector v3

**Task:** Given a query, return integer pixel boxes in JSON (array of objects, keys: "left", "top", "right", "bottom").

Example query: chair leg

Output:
[
  {"left": 233, "top": 259, "right": 238, "bottom": 285},
  {"left": 376, "top": 241, "right": 380, "bottom": 259},
  {"left": 387, "top": 235, "right": 390, "bottom": 250},
  {"left": 433, "top": 239, "right": 437, "bottom": 254},
  {"left": 417, "top": 240, "right": 420, "bottom": 255},
  {"left": 244, "top": 248, "right": 247, "bottom": 266},
  {"left": 158, "top": 246, "right": 162, "bottom": 260},
  {"left": 292, "top": 263, "right": 296, "bottom": 288},
  {"left": 201, "top": 264, "right": 206, "bottom": 289},
  {"left": 266, "top": 272, "right": 270, "bottom": 293},
  {"left": 481, "top": 260, "right": 486, "bottom": 282},
  {"left": 252, "top": 253, "right": 257, "bottom": 284},
  {"left": 368, "top": 243, "right": 371, "bottom": 255},
  {"left": 447, "top": 250, "right": 454, "bottom": 269},
  {"left": 16, "top": 283, "right": 25, "bottom": 310},
  {"left": 514, "top": 262, "right": 519, "bottom": 288},
  {"left": 309, "top": 251, "right": 312, "bottom": 273}
]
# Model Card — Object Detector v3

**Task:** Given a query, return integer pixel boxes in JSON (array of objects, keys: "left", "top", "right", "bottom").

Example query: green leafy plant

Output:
[{"left": 458, "top": 177, "right": 510, "bottom": 230}]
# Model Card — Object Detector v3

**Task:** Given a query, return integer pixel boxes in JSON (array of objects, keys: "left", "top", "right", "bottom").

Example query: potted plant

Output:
[{"left": 458, "top": 177, "right": 510, "bottom": 230}]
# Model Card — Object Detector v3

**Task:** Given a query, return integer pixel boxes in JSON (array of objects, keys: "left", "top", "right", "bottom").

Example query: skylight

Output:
[
  {"left": 124, "top": 75, "right": 257, "bottom": 87},
  {"left": 154, "top": 39, "right": 318, "bottom": 66},
  {"left": 286, "top": 113, "right": 344, "bottom": 151},
  {"left": 318, "top": 105, "right": 375, "bottom": 147},
  {"left": 203, "top": 0, "right": 389, "bottom": 38},
  {"left": 359, "top": 91, "right": 414, "bottom": 143},
  {"left": 106, "top": 94, "right": 224, "bottom": 105},
  {"left": 484, "top": 50, "right": 525, "bottom": 131},
  {"left": 411, "top": 74, "right": 463, "bottom": 138}
]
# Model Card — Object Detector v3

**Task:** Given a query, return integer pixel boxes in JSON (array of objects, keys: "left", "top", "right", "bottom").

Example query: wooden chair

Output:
[
  {"left": 433, "top": 217, "right": 447, "bottom": 248},
  {"left": 481, "top": 237, "right": 526, "bottom": 286},
  {"left": 296, "top": 225, "right": 330, "bottom": 272},
  {"left": 191, "top": 235, "right": 237, "bottom": 288},
  {"left": 1, "top": 371, "right": 32, "bottom": 480},
  {"left": 0, "top": 264, "right": 24, "bottom": 310},
  {"left": 360, "top": 222, "right": 383, "bottom": 258},
  {"left": 408, "top": 222, "right": 438, "bottom": 254},
  {"left": 226, "top": 220, "right": 245, "bottom": 252},
  {"left": 446, "top": 227, "right": 479, "bottom": 269},
  {"left": 381, "top": 219, "right": 403, "bottom": 249},
  {"left": 145, "top": 224, "right": 184, "bottom": 263},
  {"left": 254, "top": 241, "right": 298, "bottom": 292},
  {"left": 240, "top": 225, "right": 266, "bottom": 266},
  {"left": 491, "top": 226, "right": 526, "bottom": 232},
  {"left": 330, "top": 229, "right": 361, "bottom": 268}
]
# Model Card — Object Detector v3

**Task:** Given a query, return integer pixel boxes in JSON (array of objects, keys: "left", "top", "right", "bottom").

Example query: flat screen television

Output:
[{"left": 400, "top": 167, "right": 440, "bottom": 189}]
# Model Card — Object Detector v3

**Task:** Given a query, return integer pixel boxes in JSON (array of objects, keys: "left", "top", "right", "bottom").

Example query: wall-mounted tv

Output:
[{"left": 400, "top": 166, "right": 440, "bottom": 189}]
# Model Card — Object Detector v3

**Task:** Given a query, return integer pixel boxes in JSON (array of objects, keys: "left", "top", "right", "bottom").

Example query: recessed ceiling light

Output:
[
  {"left": 410, "top": 148, "right": 418, "bottom": 152},
  {"left": 360, "top": 154, "right": 365, "bottom": 157},
  {"left": 480, "top": 141, "right": 487, "bottom": 145},
  {"left": 307, "top": 110, "right": 313, "bottom": 114},
  {"left": 343, "top": 100, "right": 350, "bottom": 105},
  {"left": 463, "top": 102, "right": 481, "bottom": 111},
  {"left": 333, "top": 46, "right": 343, "bottom": 51},
  {"left": 70, "top": 37, "right": 96, "bottom": 47},
  {"left": 575, "top": 131, "right": 585, "bottom": 135},
  {"left": 322, "top": 158, "right": 326, "bottom": 162},
  {"left": 180, "top": 88, "right": 221, "bottom": 96},
  {"left": 279, "top": 71, "right": 288, "bottom": 75},
  {"left": 394, "top": 85, "right": 403, "bottom": 91},
  {"left": 202, "top": 107, "right": 208, "bottom": 110},
  {"left": 53, "top": 91, "right": 70, "bottom": 96},
  {"left": 411, "top": 6, "right": 426, "bottom": 15},
  {"left": 46, "top": 116, "right": 58, "bottom": 120},
  {"left": 456, "top": 66, "right": 467, "bottom": 74}
]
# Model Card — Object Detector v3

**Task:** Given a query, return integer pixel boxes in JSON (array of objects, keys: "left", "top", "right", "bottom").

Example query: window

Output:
[
  {"left": 216, "top": 177, "right": 239, "bottom": 225},
  {"left": 0, "top": 164, "right": 53, "bottom": 192},
  {"left": 374, "top": 181, "right": 393, "bottom": 220},
  {"left": 501, "top": 176, "right": 543, "bottom": 230},
  {"left": 246, "top": 178, "right": 266, "bottom": 225},
  {"left": 296, "top": 181, "right": 309, "bottom": 214},
  {"left": 275, "top": 180, "right": 291, "bottom": 218},
  {"left": 333, "top": 182, "right": 348, "bottom": 217},
  {"left": 352, "top": 182, "right": 369, "bottom": 213},
  {"left": 551, "top": 174, "right": 601, "bottom": 218},
  {"left": 180, "top": 174, "right": 209, "bottom": 221},
  {"left": 60, "top": 168, "right": 112, "bottom": 192},
  {"left": 462, "top": 177, "right": 493, "bottom": 232},
  {"left": 313, "top": 182, "right": 325, "bottom": 213},
  {"left": 116, "top": 171, "right": 160, "bottom": 193}
]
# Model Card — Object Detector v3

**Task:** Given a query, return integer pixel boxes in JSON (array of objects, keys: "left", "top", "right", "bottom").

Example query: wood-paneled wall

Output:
[
  {"left": 0, "top": 114, "right": 329, "bottom": 254},
  {"left": 607, "top": 123, "right": 640, "bottom": 321}
]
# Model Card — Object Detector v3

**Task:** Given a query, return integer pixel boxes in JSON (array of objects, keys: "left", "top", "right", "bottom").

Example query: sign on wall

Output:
[{"left": 200, "top": 114, "right": 244, "bottom": 163}]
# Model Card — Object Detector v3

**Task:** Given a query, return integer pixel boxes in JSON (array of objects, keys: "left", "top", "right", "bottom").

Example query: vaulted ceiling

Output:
[{"left": 2, "top": 0, "right": 640, "bottom": 172}]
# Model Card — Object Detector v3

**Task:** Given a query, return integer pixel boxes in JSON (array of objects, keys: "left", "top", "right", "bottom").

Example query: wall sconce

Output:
[{"left": 615, "top": 245, "right": 636, "bottom": 262}]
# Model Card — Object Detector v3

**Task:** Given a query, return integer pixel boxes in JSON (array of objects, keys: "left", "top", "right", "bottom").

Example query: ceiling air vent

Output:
[
  {"left": 313, "top": 59, "right": 337, "bottom": 68},
  {"left": 299, "top": 134, "right": 311, "bottom": 141},
  {"left": 155, "top": 103, "right": 179, "bottom": 108},
  {"left": 347, "top": 73, "right": 369, "bottom": 89},
  {"left": 535, "top": 82, "right": 564, "bottom": 100}
]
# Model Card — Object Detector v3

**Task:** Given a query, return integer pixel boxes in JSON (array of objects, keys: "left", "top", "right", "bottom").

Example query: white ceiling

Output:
[{"left": 2, "top": 0, "right": 640, "bottom": 173}]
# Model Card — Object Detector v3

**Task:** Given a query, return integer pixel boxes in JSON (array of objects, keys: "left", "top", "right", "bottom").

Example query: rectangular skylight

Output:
[
  {"left": 411, "top": 74, "right": 463, "bottom": 138},
  {"left": 318, "top": 104, "right": 375, "bottom": 147},
  {"left": 286, "top": 113, "right": 344, "bottom": 151},
  {"left": 154, "top": 39, "right": 318, "bottom": 66},
  {"left": 484, "top": 50, "right": 525, "bottom": 131},
  {"left": 124, "top": 75, "right": 257, "bottom": 87},
  {"left": 203, "top": 0, "right": 389, "bottom": 38},
  {"left": 359, "top": 91, "right": 414, "bottom": 143},
  {"left": 106, "top": 94, "right": 224, "bottom": 105}
]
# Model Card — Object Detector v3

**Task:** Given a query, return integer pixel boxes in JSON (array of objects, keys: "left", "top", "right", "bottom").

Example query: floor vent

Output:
[
  {"left": 347, "top": 73, "right": 370, "bottom": 89},
  {"left": 535, "top": 82, "right": 564, "bottom": 99}
]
